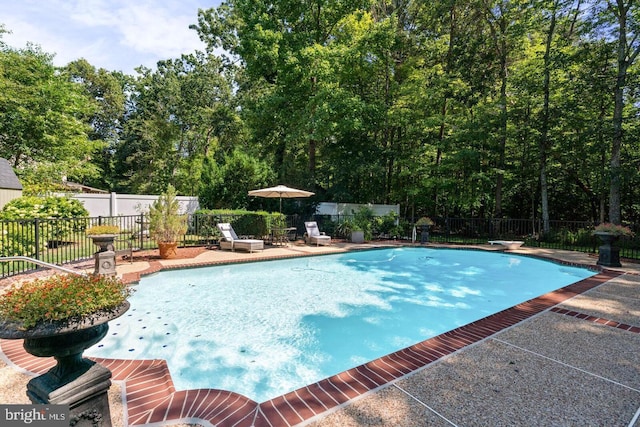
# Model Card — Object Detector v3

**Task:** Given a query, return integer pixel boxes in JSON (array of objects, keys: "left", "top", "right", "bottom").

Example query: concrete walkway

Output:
[
  {"left": 2, "top": 243, "right": 639, "bottom": 426},
  {"left": 309, "top": 246, "right": 640, "bottom": 427}
]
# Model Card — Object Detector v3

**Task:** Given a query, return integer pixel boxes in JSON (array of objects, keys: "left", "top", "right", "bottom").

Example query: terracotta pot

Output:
[{"left": 158, "top": 241, "right": 178, "bottom": 259}]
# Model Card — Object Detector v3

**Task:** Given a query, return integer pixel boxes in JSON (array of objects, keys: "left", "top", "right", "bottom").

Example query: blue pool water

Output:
[{"left": 85, "top": 248, "right": 595, "bottom": 402}]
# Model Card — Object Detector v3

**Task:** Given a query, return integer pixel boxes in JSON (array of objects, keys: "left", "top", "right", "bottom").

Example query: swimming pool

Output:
[{"left": 85, "top": 247, "right": 595, "bottom": 403}]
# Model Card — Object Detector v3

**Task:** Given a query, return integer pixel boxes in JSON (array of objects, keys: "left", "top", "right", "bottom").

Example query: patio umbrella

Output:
[{"left": 248, "top": 185, "right": 314, "bottom": 212}]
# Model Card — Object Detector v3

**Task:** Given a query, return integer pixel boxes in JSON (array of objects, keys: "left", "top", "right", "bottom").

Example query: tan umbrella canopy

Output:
[{"left": 248, "top": 185, "right": 314, "bottom": 212}]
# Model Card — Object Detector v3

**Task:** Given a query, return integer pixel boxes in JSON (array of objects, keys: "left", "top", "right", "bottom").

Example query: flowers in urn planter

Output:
[
  {"left": 86, "top": 225, "right": 121, "bottom": 235},
  {"left": 0, "top": 274, "right": 132, "bottom": 329},
  {"left": 593, "top": 223, "right": 634, "bottom": 237}
]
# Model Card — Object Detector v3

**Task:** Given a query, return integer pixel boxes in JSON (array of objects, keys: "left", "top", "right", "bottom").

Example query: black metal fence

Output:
[{"left": 1, "top": 214, "right": 638, "bottom": 278}]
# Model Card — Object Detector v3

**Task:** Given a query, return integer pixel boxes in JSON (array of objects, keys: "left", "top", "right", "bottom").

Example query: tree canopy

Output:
[{"left": 2, "top": 0, "right": 639, "bottom": 223}]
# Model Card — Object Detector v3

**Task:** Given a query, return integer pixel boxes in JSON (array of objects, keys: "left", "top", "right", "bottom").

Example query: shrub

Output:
[
  {"left": 232, "top": 213, "right": 268, "bottom": 237},
  {"left": 0, "top": 196, "right": 89, "bottom": 254},
  {"left": 0, "top": 227, "right": 37, "bottom": 257},
  {"left": 373, "top": 212, "right": 399, "bottom": 236},
  {"left": 352, "top": 207, "right": 375, "bottom": 240},
  {"left": 148, "top": 185, "right": 188, "bottom": 243},
  {"left": 0, "top": 196, "right": 88, "bottom": 220}
]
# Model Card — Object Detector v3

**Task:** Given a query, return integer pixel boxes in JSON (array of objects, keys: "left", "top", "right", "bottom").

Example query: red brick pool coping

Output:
[{"left": 0, "top": 256, "right": 625, "bottom": 426}]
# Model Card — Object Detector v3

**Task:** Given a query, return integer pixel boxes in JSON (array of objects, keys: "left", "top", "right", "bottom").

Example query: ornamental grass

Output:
[{"left": 0, "top": 274, "right": 132, "bottom": 329}]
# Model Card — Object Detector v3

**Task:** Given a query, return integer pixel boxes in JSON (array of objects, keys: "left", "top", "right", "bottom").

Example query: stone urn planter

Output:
[
  {"left": 87, "top": 225, "right": 121, "bottom": 277},
  {"left": 594, "top": 231, "right": 622, "bottom": 267},
  {"left": 88, "top": 234, "right": 117, "bottom": 252},
  {"left": 415, "top": 217, "right": 434, "bottom": 244},
  {"left": 0, "top": 274, "right": 131, "bottom": 427},
  {"left": 0, "top": 302, "right": 129, "bottom": 427},
  {"left": 419, "top": 225, "right": 430, "bottom": 243},
  {"left": 89, "top": 234, "right": 117, "bottom": 276}
]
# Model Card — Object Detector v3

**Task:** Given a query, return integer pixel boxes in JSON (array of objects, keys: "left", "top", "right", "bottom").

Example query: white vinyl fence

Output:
[{"left": 66, "top": 192, "right": 200, "bottom": 217}]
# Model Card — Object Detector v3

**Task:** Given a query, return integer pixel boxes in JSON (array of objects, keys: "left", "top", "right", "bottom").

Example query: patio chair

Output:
[
  {"left": 217, "top": 223, "right": 264, "bottom": 253},
  {"left": 304, "top": 221, "right": 331, "bottom": 246}
]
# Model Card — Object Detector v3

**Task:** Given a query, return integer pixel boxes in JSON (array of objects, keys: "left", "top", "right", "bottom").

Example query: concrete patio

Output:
[{"left": 1, "top": 243, "right": 639, "bottom": 426}]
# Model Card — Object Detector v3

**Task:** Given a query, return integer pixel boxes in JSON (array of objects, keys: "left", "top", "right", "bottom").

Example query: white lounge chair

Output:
[
  {"left": 304, "top": 221, "right": 331, "bottom": 246},
  {"left": 217, "top": 223, "right": 264, "bottom": 253}
]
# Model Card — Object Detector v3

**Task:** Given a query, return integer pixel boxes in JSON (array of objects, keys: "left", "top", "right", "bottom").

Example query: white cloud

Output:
[{"left": 0, "top": 0, "right": 217, "bottom": 74}]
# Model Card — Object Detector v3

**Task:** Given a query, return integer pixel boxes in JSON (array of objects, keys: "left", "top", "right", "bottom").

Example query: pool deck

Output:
[{"left": 1, "top": 242, "right": 639, "bottom": 426}]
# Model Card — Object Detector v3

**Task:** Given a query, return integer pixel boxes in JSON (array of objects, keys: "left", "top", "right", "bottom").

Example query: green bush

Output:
[
  {"left": 0, "top": 226, "right": 37, "bottom": 257},
  {"left": 334, "top": 219, "right": 354, "bottom": 238},
  {"left": 193, "top": 209, "right": 275, "bottom": 239},
  {"left": 352, "top": 207, "right": 375, "bottom": 240},
  {"left": 0, "top": 196, "right": 89, "bottom": 254},
  {"left": 0, "top": 196, "right": 88, "bottom": 220},
  {"left": 373, "top": 211, "right": 399, "bottom": 237},
  {"left": 148, "top": 185, "right": 188, "bottom": 243},
  {"left": 232, "top": 213, "right": 267, "bottom": 237}
]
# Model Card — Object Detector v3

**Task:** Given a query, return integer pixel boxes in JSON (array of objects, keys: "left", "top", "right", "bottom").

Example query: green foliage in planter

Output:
[
  {"left": 594, "top": 223, "right": 634, "bottom": 236},
  {"left": 335, "top": 220, "right": 354, "bottom": 238},
  {"left": 0, "top": 274, "right": 133, "bottom": 329},
  {"left": 148, "top": 185, "right": 188, "bottom": 243},
  {"left": 415, "top": 216, "right": 434, "bottom": 226},
  {"left": 86, "top": 225, "right": 120, "bottom": 235}
]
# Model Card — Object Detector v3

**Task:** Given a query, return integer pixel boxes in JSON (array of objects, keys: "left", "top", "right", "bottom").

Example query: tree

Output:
[
  {"left": 63, "top": 59, "right": 129, "bottom": 190},
  {"left": 115, "top": 52, "right": 241, "bottom": 194},
  {"left": 600, "top": 0, "right": 640, "bottom": 224},
  {"left": 0, "top": 44, "right": 101, "bottom": 189},
  {"left": 198, "top": 150, "right": 274, "bottom": 210}
]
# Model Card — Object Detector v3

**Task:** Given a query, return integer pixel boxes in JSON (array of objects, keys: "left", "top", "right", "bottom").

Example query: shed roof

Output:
[{"left": 0, "top": 158, "right": 23, "bottom": 190}]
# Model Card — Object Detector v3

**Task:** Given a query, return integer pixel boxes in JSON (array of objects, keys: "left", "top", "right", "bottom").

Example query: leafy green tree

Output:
[
  {"left": 63, "top": 59, "right": 129, "bottom": 190},
  {"left": 193, "top": 0, "right": 376, "bottom": 195},
  {"left": 0, "top": 44, "right": 101, "bottom": 189},
  {"left": 596, "top": 0, "right": 640, "bottom": 224},
  {"left": 115, "top": 52, "right": 241, "bottom": 194},
  {"left": 198, "top": 149, "right": 274, "bottom": 210}
]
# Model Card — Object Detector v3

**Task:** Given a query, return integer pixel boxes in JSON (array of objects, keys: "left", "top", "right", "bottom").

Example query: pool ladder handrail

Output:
[{"left": 0, "top": 256, "right": 87, "bottom": 277}]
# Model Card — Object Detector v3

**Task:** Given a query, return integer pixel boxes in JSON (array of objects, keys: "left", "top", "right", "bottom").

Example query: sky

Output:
[{"left": 1, "top": 0, "right": 221, "bottom": 75}]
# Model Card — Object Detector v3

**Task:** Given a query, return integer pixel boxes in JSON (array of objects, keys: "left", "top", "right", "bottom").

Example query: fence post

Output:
[
  {"left": 34, "top": 218, "right": 40, "bottom": 260},
  {"left": 139, "top": 213, "right": 145, "bottom": 250},
  {"left": 445, "top": 217, "right": 450, "bottom": 239}
]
